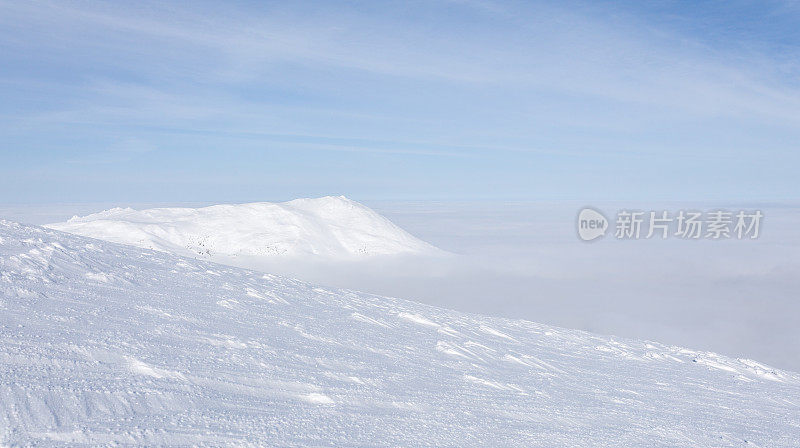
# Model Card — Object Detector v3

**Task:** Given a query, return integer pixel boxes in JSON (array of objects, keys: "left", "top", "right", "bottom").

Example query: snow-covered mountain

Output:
[
  {"left": 45, "top": 196, "right": 440, "bottom": 260},
  {"left": 2, "top": 220, "right": 799, "bottom": 446}
]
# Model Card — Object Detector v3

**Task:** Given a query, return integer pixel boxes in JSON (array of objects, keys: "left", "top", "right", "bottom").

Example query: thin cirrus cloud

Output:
[
  {"left": 4, "top": 1, "right": 797, "bottom": 115},
  {"left": 0, "top": 0, "right": 798, "bottom": 201}
]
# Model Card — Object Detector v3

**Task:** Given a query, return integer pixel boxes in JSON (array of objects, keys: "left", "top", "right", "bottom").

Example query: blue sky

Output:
[{"left": 1, "top": 0, "right": 799, "bottom": 203}]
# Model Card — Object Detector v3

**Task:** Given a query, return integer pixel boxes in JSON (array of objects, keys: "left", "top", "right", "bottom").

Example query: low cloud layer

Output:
[{"left": 256, "top": 201, "right": 800, "bottom": 371}]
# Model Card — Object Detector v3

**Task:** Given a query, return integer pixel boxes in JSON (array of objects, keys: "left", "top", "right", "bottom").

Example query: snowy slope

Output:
[
  {"left": 44, "top": 196, "right": 440, "bottom": 260},
  {"left": 1, "top": 220, "right": 799, "bottom": 447}
]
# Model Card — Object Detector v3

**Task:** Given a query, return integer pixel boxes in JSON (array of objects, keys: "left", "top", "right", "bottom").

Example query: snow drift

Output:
[
  {"left": 1, "top": 220, "right": 799, "bottom": 446},
  {"left": 44, "top": 196, "right": 440, "bottom": 260}
]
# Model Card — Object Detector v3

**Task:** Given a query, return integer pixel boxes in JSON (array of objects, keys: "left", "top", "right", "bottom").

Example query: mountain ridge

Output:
[{"left": 45, "top": 196, "right": 441, "bottom": 260}]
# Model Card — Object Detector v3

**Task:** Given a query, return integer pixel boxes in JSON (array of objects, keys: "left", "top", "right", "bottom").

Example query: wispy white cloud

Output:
[
  {"left": 1, "top": 0, "right": 799, "bottom": 201},
  {"left": 3, "top": 0, "right": 799, "bottom": 120}
]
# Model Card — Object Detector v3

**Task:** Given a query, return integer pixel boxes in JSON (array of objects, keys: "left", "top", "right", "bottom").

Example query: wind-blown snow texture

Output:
[
  {"left": 44, "top": 196, "right": 440, "bottom": 260},
  {"left": 1, "top": 220, "right": 799, "bottom": 447}
]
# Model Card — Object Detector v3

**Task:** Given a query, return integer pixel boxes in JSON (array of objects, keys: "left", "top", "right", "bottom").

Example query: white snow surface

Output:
[
  {"left": 44, "top": 196, "right": 440, "bottom": 259},
  {"left": 1, "top": 220, "right": 799, "bottom": 447}
]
